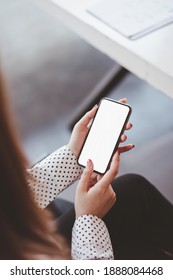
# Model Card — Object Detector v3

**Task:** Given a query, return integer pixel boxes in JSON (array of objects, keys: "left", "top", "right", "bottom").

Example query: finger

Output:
[
  {"left": 90, "top": 172, "right": 97, "bottom": 180},
  {"left": 120, "top": 134, "right": 127, "bottom": 142},
  {"left": 118, "top": 144, "right": 135, "bottom": 153},
  {"left": 118, "top": 99, "right": 132, "bottom": 131},
  {"left": 97, "top": 152, "right": 120, "bottom": 190},
  {"left": 120, "top": 124, "right": 133, "bottom": 142},
  {"left": 125, "top": 122, "right": 133, "bottom": 130},
  {"left": 76, "top": 105, "right": 98, "bottom": 127},
  {"left": 89, "top": 172, "right": 98, "bottom": 185},
  {"left": 118, "top": 97, "right": 127, "bottom": 103},
  {"left": 90, "top": 178, "right": 97, "bottom": 186},
  {"left": 97, "top": 174, "right": 103, "bottom": 181},
  {"left": 78, "top": 159, "right": 94, "bottom": 192}
]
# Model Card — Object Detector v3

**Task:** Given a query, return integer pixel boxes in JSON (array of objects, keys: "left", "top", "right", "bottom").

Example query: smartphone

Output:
[{"left": 78, "top": 98, "right": 132, "bottom": 174}]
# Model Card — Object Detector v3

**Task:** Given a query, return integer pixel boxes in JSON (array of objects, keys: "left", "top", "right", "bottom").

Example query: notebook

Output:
[{"left": 87, "top": 0, "right": 173, "bottom": 39}]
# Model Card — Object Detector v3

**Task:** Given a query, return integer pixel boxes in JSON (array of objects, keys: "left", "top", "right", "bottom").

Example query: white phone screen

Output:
[{"left": 78, "top": 99, "right": 131, "bottom": 174}]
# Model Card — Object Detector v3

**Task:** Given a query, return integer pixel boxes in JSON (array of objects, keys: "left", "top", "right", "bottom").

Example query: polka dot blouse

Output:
[{"left": 27, "top": 145, "right": 114, "bottom": 260}]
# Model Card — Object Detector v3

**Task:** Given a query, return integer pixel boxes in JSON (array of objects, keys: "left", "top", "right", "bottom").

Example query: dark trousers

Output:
[{"left": 57, "top": 174, "right": 173, "bottom": 260}]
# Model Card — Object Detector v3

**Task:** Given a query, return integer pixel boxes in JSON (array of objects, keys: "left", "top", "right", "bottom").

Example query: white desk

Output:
[{"left": 38, "top": 0, "right": 173, "bottom": 99}]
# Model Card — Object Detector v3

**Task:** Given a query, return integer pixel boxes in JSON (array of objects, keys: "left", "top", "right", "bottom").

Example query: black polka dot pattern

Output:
[
  {"left": 72, "top": 215, "right": 114, "bottom": 260},
  {"left": 27, "top": 146, "right": 82, "bottom": 208},
  {"left": 27, "top": 145, "right": 114, "bottom": 259}
]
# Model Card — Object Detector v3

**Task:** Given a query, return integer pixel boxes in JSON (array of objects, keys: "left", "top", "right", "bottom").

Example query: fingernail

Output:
[
  {"left": 87, "top": 159, "right": 93, "bottom": 169},
  {"left": 122, "top": 97, "right": 127, "bottom": 102}
]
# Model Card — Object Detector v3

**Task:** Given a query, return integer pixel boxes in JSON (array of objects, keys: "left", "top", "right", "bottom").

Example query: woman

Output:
[
  {"left": 0, "top": 69, "right": 133, "bottom": 259},
  {"left": 0, "top": 69, "right": 173, "bottom": 259}
]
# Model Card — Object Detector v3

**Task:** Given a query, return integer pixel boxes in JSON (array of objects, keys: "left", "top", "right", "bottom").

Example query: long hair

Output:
[{"left": 0, "top": 70, "right": 70, "bottom": 259}]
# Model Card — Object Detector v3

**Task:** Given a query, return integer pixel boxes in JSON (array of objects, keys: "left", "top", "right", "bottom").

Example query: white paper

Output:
[{"left": 87, "top": 0, "right": 173, "bottom": 39}]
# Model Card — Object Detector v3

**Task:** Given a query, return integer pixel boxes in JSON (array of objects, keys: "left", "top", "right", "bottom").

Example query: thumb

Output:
[
  {"left": 77, "top": 105, "right": 98, "bottom": 128},
  {"left": 78, "top": 159, "right": 93, "bottom": 192}
]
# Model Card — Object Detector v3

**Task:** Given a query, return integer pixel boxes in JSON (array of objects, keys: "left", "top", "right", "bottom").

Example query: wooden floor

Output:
[{"left": 1, "top": 0, "right": 173, "bottom": 203}]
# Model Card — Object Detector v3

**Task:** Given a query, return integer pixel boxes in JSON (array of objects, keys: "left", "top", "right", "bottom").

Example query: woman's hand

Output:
[
  {"left": 68, "top": 104, "right": 98, "bottom": 157},
  {"left": 68, "top": 98, "right": 133, "bottom": 157},
  {"left": 75, "top": 152, "right": 120, "bottom": 219}
]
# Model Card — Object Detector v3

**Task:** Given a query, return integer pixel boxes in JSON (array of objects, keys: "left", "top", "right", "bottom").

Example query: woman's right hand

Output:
[{"left": 75, "top": 152, "right": 120, "bottom": 219}]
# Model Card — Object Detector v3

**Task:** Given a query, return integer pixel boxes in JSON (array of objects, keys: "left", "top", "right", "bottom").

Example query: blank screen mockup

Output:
[{"left": 78, "top": 99, "right": 130, "bottom": 174}]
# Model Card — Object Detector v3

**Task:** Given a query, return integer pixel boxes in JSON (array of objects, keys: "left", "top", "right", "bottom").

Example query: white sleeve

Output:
[
  {"left": 27, "top": 145, "right": 82, "bottom": 208},
  {"left": 72, "top": 214, "right": 114, "bottom": 260}
]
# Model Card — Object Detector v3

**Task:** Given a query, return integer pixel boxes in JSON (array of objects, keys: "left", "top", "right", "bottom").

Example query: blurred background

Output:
[{"left": 1, "top": 0, "right": 173, "bottom": 203}]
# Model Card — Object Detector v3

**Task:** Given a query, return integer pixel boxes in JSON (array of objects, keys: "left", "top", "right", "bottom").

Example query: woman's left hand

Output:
[{"left": 68, "top": 98, "right": 133, "bottom": 157}]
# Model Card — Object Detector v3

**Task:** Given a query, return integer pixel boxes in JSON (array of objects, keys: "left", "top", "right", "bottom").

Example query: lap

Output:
[
  {"left": 104, "top": 174, "right": 173, "bottom": 259},
  {"left": 54, "top": 174, "right": 173, "bottom": 259}
]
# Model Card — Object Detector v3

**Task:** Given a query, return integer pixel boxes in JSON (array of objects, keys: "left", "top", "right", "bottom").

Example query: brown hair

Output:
[{"left": 0, "top": 70, "right": 70, "bottom": 259}]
